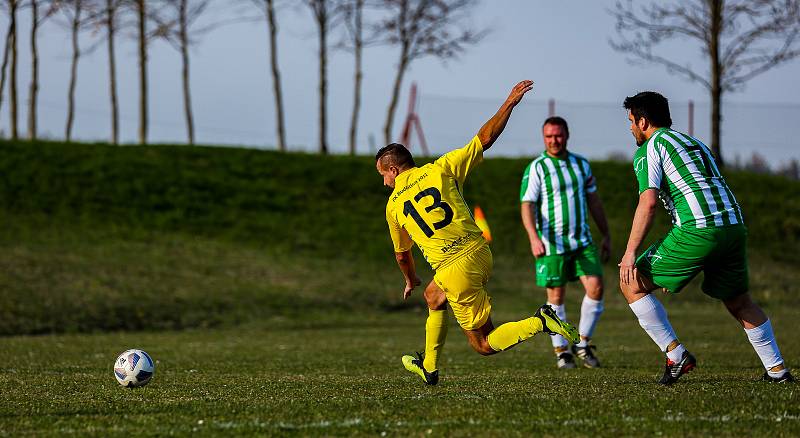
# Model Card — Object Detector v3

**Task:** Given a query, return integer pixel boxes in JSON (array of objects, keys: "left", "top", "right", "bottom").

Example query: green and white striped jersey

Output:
[
  {"left": 520, "top": 151, "right": 596, "bottom": 255},
  {"left": 634, "top": 127, "right": 743, "bottom": 228}
]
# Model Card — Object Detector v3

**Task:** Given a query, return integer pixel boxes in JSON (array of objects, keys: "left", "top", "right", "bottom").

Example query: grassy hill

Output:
[{"left": 1, "top": 139, "right": 798, "bottom": 335}]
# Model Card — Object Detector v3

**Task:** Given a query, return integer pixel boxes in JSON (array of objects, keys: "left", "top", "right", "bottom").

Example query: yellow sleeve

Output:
[
  {"left": 386, "top": 203, "right": 414, "bottom": 253},
  {"left": 433, "top": 135, "right": 484, "bottom": 187}
]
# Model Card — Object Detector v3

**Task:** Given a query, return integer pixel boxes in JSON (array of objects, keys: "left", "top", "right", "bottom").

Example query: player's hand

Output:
[
  {"left": 403, "top": 276, "right": 422, "bottom": 300},
  {"left": 618, "top": 251, "right": 637, "bottom": 286},
  {"left": 530, "top": 237, "right": 545, "bottom": 258},
  {"left": 506, "top": 80, "right": 534, "bottom": 106},
  {"left": 600, "top": 235, "right": 612, "bottom": 263}
]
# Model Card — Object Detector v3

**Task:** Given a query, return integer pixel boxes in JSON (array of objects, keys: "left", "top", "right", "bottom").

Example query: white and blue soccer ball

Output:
[{"left": 114, "top": 349, "right": 155, "bottom": 388}]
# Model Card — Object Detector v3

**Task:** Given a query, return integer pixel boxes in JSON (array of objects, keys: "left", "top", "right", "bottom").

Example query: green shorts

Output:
[
  {"left": 535, "top": 243, "right": 603, "bottom": 287},
  {"left": 636, "top": 224, "right": 749, "bottom": 300}
]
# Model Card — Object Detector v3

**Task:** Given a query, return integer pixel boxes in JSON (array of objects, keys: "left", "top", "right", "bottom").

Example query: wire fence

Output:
[{"left": 414, "top": 94, "right": 800, "bottom": 172}]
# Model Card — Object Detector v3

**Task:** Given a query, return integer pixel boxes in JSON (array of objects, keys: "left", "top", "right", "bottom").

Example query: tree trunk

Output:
[
  {"left": 107, "top": 0, "right": 119, "bottom": 145},
  {"left": 348, "top": 0, "right": 363, "bottom": 155},
  {"left": 66, "top": 1, "right": 81, "bottom": 142},
  {"left": 383, "top": 50, "right": 408, "bottom": 145},
  {"left": 137, "top": 0, "right": 147, "bottom": 145},
  {"left": 0, "top": 13, "right": 13, "bottom": 119},
  {"left": 266, "top": 0, "right": 286, "bottom": 151},
  {"left": 9, "top": 0, "right": 18, "bottom": 140},
  {"left": 179, "top": 0, "right": 194, "bottom": 145},
  {"left": 27, "top": 0, "right": 39, "bottom": 140},
  {"left": 317, "top": 5, "right": 328, "bottom": 155},
  {"left": 709, "top": 0, "right": 723, "bottom": 166}
]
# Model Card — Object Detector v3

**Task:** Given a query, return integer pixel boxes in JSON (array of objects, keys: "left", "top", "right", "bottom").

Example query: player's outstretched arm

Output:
[{"left": 477, "top": 80, "right": 533, "bottom": 151}]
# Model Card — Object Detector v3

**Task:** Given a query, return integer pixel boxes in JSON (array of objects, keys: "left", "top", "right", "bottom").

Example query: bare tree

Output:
[
  {"left": 339, "top": 0, "right": 364, "bottom": 155},
  {"left": 151, "top": 0, "right": 213, "bottom": 146},
  {"left": 26, "top": 0, "right": 38, "bottom": 140},
  {"left": 105, "top": 0, "right": 120, "bottom": 144},
  {"left": 58, "top": 0, "right": 91, "bottom": 142},
  {"left": 374, "top": 0, "right": 486, "bottom": 145},
  {"left": 248, "top": 0, "right": 287, "bottom": 151},
  {"left": 304, "top": 0, "right": 343, "bottom": 154},
  {"left": 610, "top": 0, "right": 800, "bottom": 166},
  {"left": 135, "top": 0, "right": 146, "bottom": 144},
  {"left": 7, "top": 0, "right": 18, "bottom": 139},
  {"left": 0, "top": 1, "right": 16, "bottom": 121}
]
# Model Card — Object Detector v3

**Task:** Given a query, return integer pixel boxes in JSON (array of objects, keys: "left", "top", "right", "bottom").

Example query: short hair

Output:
[
  {"left": 623, "top": 92, "right": 673, "bottom": 128},
  {"left": 375, "top": 143, "right": 415, "bottom": 169},
  {"left": 542, "top": 116, "right": 569, "bottom": 137}
]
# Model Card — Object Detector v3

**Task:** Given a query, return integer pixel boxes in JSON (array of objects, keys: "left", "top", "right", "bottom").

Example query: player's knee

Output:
[
  {"left": 588, "top": 284, "right": 604, "bottom": 300},
  {"left": 723, "top": 293, "right": 752, "bottom": 316},
  {"left": 425, "top": 293, "right": 447, "bottom": 310}
]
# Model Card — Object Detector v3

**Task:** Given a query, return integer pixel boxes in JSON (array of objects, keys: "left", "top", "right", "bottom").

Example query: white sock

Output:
[
  {"left": 547, "top": 302, "right": 568, "bottom": 349},
  {"left": 578, "top": 296, "right": 604, "bottom": 346},
  {"left": 628, "top": 294, "right": 680, "bottom": 354},
  {"left": 744, "top": 319, "right": 785, "bottom": 376},
  {"left": 666, "top": 343, "right": 686, "bottom": 363}
]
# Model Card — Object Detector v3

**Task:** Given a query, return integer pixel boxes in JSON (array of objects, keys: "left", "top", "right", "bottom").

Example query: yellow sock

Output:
[
  {"left": 423, "top": 309, "right": 448, "bottom": 372},
  {"left": 487, "top": 316, "right": 544, "bottom": 352}
]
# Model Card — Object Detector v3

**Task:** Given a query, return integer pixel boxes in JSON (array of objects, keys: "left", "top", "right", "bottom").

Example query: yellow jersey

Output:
[{"left": 385, "top": 136, "right": 487, "bottom": 271}]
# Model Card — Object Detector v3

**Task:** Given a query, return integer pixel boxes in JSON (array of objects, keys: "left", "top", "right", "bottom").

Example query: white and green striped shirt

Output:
[
  {"left": 634, "top": 127, "right": 744, "bottom": 228},
  {"left": 520, "top": 151, "right": 596, "bottom": 255}
]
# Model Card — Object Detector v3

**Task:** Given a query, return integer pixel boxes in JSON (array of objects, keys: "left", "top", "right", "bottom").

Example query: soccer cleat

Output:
[
  {"left": 759, "top": 371, "right": 796, "bottom": 383},
  {"left": 534, "top": 305, "right": 580, "bottom": 344},
  {"left": 556, "top": 351, "right": 577, "bottom": 369},
  {"left": 401, "top": 352, "right": 439, "bottom": 386},
  {"left": 572, "top": 344, "right": 601, "bottom": 368},
  {"left": 658, "top": 350, "right": 696, "bottom": 385}
]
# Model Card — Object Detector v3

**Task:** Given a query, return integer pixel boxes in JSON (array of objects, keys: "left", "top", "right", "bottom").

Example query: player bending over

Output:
[
  {"left": 618, "top": 91, "right": 794, "bottom": 384},
  {"left": 376, "top": 80, "right": 579, "bottom": 386}
]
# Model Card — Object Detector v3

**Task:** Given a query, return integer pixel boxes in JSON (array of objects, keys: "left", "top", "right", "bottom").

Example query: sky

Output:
[{"left": 3, "top": 0, "right": 799, "bottom": 166}]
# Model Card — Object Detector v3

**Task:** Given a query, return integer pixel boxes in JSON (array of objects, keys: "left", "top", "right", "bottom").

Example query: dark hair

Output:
[
  {"left": 375, "top": 143, "right": 415, "bottom": 169},
  {"left": 542, "top": 116, "right": 569, "bottom": 137},
  {"left": 623, "top": 92, "right": 672, "bottom": 128}
]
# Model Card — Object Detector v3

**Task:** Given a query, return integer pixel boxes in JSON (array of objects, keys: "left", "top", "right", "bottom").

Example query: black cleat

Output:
[
  {"left": 759, "top": 371, "right": 796, "bottom": 383},
  {"left": 401, "top": 352, "right": 439, "bottom": 385},
  {"left": 659, "top": 350, "right": 696, "bottom": 385},
  {"left": 572, "top": 344, "right": 601, "bottom": 368}
]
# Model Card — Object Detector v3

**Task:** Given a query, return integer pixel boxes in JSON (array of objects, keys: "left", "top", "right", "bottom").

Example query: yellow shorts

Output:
[{"left": 433, "top": 244, "right": 493, "bottom": 330}]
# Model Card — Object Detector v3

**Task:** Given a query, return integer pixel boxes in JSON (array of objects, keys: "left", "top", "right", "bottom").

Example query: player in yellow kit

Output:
[{"left": 376, "top": 80, "right": 580, "bottom": 385}]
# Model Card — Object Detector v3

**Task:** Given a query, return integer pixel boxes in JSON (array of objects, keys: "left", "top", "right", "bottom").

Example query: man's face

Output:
[
  {"left": 376, "top": 160, "right": 399, "bottom": 189},
  {"left": 628, "top": 111, "right": 648, "bottom": 146},
  {"left": 542, "top": 123, "right": 568, "bottom": 157}
]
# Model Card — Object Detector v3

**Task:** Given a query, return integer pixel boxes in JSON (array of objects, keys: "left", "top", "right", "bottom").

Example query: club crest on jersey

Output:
[{"left": 635, "top": 157, "right": 647, "bottom": 173}]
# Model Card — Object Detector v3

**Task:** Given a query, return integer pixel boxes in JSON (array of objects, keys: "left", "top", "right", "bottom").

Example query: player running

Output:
[
  {"left": 618, "top": 91, "right": 794, "bottom": 384},
  {"left": 377, "top": 80, "right": 579, "bottom": 386},
  {"left": 520, "top": 116, "right": 611, "bottom": 369}
]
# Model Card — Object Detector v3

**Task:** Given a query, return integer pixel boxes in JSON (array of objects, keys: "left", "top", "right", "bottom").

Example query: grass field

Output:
[
  {"left": 1, "top": 303, "right": 798, "bottom": 436},
  {"left": 0, "top": 140, "right": 798, "bottom": 436}
]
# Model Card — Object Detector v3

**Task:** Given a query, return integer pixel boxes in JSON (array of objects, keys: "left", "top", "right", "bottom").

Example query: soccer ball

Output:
[{"left": 114, "top": 349, "right": 155, "bottom": 388}]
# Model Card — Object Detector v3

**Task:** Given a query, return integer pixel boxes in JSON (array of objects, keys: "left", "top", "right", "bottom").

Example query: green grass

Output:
[
  {"left": 0, "top": 140, "right": 798, "bottom": 435},
  {"left": 1, "top": 140, "right": 798, "bottom": 334},
  {"left": 1, "top": 301, "right": 798, "bottom": 436}
]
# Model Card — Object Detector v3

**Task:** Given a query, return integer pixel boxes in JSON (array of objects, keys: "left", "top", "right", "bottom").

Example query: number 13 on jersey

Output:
[{"left": 403, "top": 187, "right": 454, "bottom": 238}]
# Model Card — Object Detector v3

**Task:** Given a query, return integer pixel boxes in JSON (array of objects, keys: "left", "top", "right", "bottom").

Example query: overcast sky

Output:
[{"left": 4, "top": 0, "right": 799, "bottom": 165}]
